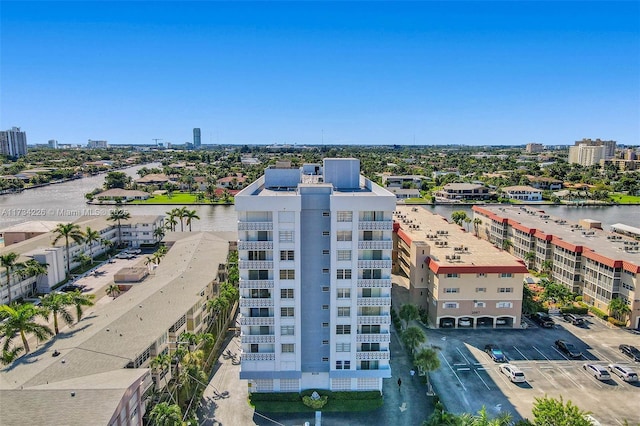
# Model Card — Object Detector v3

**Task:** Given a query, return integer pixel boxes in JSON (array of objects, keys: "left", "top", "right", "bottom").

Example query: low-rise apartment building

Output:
[
  {"left": 473, "top": 205, "right": 640, "bottom": 329},
  {"left": 501, "top": 185, "right": 543, "bottom": 202},
  {"left": 392, "top": 205, "right": 527, "bottom": 329},
  {"left": 434, "top": 183, "right": 490, "bottom": 201}
]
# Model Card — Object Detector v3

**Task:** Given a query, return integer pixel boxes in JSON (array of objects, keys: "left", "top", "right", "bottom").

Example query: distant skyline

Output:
[{"left": 1, "top": 1, "right": 639, "bottom": 146}]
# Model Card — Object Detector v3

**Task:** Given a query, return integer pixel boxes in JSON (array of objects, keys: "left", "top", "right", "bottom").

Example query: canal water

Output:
[{"left": 0, "top": 164, "right": 638, "bottom": 232}]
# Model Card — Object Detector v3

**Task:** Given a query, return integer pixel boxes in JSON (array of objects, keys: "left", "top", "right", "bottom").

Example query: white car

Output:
[
  {"left": 608, "top": 364, "right": 639, "bottom": 382},
  {"left": 583, "top": 363, "right": 611, "bottom": 381},
  {"left": 499, "top": 364, "right": 526, "bottom": 383}
]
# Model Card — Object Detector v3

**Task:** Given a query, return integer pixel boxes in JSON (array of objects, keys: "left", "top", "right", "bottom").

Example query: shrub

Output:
[
  {"left": 608, "top": 317, "right": 626, "bottom": 327},
  {"left": 302, "top": 395, "right": 328, "bottom": 409},
  {"left": 559, "top": 306, "right": 588, "bottom": 315},
  {"left": 250, "top": 392, "right": 300, "bottom": 402},
  {"left": 588, "top": 306, "right": 608, "bottom": 320},
  {"left": 575, "top": 296, "right": 583, "bottom": 302}
]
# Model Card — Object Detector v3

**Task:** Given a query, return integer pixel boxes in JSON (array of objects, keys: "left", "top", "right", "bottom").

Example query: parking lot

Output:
[{"left": 426, "top": 315, "right": 640, "bottom": 424}]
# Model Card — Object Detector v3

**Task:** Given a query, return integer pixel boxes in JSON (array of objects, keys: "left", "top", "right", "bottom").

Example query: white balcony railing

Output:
[
  {"left": 357, "top": 315, "right": 391, "bottom": 325},
  {"left": 238, "top": 241, "right": 273, "bottom": 250},
  {"left": 356, "top": 333, "right": 391, "bottom": 343},
  {"left": 239, "top": 316, "right": 275, "bottom": 326},
  {"left": 357, "top": 279, "right": 392, "bottom": 288},
  {"left": 241, "top": 334, "right": 276, "bottom": 344},
  {"left": 357, "top": 297, "right": 391, "bottom": 307},
  {"left": 241, "top": 353, "right": 276, "bottom": 361},
  {"left": 358, "top": 221, "right": 393, "bottom": 231},
  {"left": 239, "top": 280, "right": 274, "bottom": 289},
  {"left": 358, "top": 241, "right": 393, "bottom": 250},
  {"left": 357, "top": 260, "right": 392, "bottom": 269},
  {"left": 240, "top": 298, "right": 274, "bottom": 308},
  {"left": 238, "top": 221, "right": 273, "bottom": 231},
  {"left": 356, "top": 350, "right": 390, "bottom": 360},
  {"left": 238, "top": 261, "right": 274, "bottom": 270}
]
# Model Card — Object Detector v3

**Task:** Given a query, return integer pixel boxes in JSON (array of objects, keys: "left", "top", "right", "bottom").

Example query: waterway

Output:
[{"left": 0, "top": 164, "right": 638, "bottom": 232}]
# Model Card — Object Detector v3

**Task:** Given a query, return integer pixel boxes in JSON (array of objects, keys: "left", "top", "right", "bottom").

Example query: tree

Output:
[
  {"left": 73, "top": 253, "right": 92, "bottom": 269},
  {"left": 451, "top": 210, "right": 468, "bottom": 227},
  {"left": 531, "top": 395, "right": 592, "bottom": 426},
  {"left": 473, "top": 217, "right": 483, "bottom": 237},
  {"left": 67, "top": 290, "right": 95, "bottom": 323},
  {"left": 84, "top": 226, "right": 101, "bottom": 264},
  {"left": 41, "top": 292, "right": 74, "bottom": 335},
  {"left": 148, "top": 402, "right": 183, "bottom": 426},
  {"left": 524, "top": 251, "right": 536, "bottom": 270},
  {"left": 463, "top": 216, "right": 472, "bottom": 232},
  {"left": 104, "top": 171, "right": 131, "bottom": 189},
  {"left": 52, "top": 223, "right": 85, "bottom": 276},
  {"left": 0, "top": 303, "right": 52, "bottom": 354},
  {"left": 414, "top": 347, "right": 440, "bottom": 396},
  {"left": 399, "top": 303, "right": 419, "bottom": 329},
  {"left": 501, "top": 239, "right": 513, "bottom": 252},
  {"left": 401, "top": 326, "right": 426, "bottom": 355},
  {"left": 108, "top": 208, "right": 131, "bottom": 247},
  {"left": 153, "top": 227, "right": 165, "bottom": 242},
  {"left": 0, "top": 252, "right": 20, "bottom": 304},
  {"left": 150, "top": 353, "right": 172, "bottom": 390},
  {"left": 541, "top": 260, "right": 553, "bottom": 275},
  {"left": 106, "top": 284, "right": 121, "bottom": 299},
  {"left": 608, "top": 298, "right": 631, "bottom": 323},
  {"left": 184, "top": 209, "right": 200, "bottom": 232}
]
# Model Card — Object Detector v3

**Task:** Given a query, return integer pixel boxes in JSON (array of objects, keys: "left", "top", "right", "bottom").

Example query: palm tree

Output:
[
  {"left": 541, "top": 260, "right": 553, "bottom": 275},
  {"left": 414, "top": 347, "right": 441, "bottom": 396},
  {"left": 153, "top": 227, "right": 165, "bottom": 242},
  {"left": 150, "top": 353, "right": 172, "bottom": 390},
  {"left": 73, "top": 253, "right": 92, "bottom": 270},
  {"left": 84, "top": 227, "right": 101, "bottom": 264},
  {"left": 165, "top": 209, "right": 178, "bottom": 232},
  {"left": 402, "top": 326, "right": 426, "bottom": 355},
  {"left": 0, "top": 303, "right": 52, "bottom": 354},
  {"left": 501, "top": 239, "right": 513, "bottom": 252},
  {"left": 52, "top": 223, "right": 85, "bottom": 276},
  {"left": 0, "top": 252, "right": 20, "bottom": 304},
  {"left": 148, "top": 402, "right": 183, "bottom": 426},
  {"left": 101, "top": 238, "right": 115, "bottom": 257},
  {"left": 463, "top": 216, "right": 472, "bottom": 232},
  {"left": 608, "top": 298, "right": 631, "bottom": 323},
  {"left": 184, "top": 209, "right": 200, "bottom": 232},
  {"left": 524, "top": 251, "right": 536, "bottom": 270},
  {"left": 207, "top": 296, "right": 230, "bottom": 336},
  {"left": 473, "top": 218, "right": 483, "bottom": 237},
  {"left": 173, "top": 207, "right": 187, "bottom": 232},
  {"left": 108, "top": 208, "right": 131, "bottom": 247},
  {"left": 106, "top": 284, "right": 121, "bottom": 299},
  {"left": 40, "top": 292, "right": 74, "bottom": 335},
  {"left": 67, "top": 290, "right": 95, "bottom": 323},
  {"left": 17, "top": 260, "right": 49, "bottom": 297},
  {"left": 399, "top": 303, "right": 419, "bottom": 330}
]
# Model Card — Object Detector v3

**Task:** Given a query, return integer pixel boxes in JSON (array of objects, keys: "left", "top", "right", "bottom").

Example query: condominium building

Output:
[
  {"left": 193, "top": 128, "right": 201, "bottom": 149},
  {"left": 235, "top": 158, "right": 396, "bottom": 393},
  {"left": 473, "top": 205, "right": 640, "bottom": 329},
  {"left": 87, "top": 139, "right": 109, "bottom": 149},
  {"left": 525, "top": 143, "right": 544, "bottom": 153},
  {"left": 574, "top": 138, "right": 616, "bottom": 158},
  {"left": 0, "top": 127, "right": 28, "bottom": 158},
  {"left": 392, "top": 205, "right": 527, "bottom": 329},
  {"left": 433, "top": 183, "right": 490, "bottom": 201},
  {"left": 568, "top": 144, "right": 606, "bottom": 166}
]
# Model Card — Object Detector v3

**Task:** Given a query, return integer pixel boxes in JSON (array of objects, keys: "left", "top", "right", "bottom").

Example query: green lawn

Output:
[
  {"left": 249, "top": 391, "right": 383, "bottom": 413},
  {"left": 130, "top": 192, "right": 232, "bottom": 205},
  {"left": 609, "top": 194, "right": 640, "bottom": 204}
]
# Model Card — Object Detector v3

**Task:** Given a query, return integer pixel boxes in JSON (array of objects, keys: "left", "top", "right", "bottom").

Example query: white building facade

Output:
[
  {"left": 235, "top": 159, "right": 396, "bottom": 393},
  {"left": 0, "top": 127, "right": 28, "bottom": 158}
]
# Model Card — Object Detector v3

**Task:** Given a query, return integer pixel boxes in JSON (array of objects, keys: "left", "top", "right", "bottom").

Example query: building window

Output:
[
  {"left": 337, "top": 288, "right": 351, "bottom": 298},
  {"left": 443, "top": 302, "right": 459, "bottom": 309},
  {"left": 361, "top": 325, "right": 380, "bottom": 333},
  {"left": 250, "top": 344, "right": 259, "bottom": 353},
  {"left": 336, "top": 325, "right": 351, "bottom": 334},
  {"left": 344, "top": 360, "right": 351, "bottom": 369},
  {"left": 322, "top": 231, "right": 330, "bottom": 236},
  {"left": 337, "top": 231, "right": 352, "bottom": 241},
  {"left": 282, "top": 344, "right": 294, "bottom": 353},
  {"left": 444, "top": 288, "right": 459, "bottom": 293},
  {"left": 360, "top": 360, "right": 379, "bottom": 370},
  {"left": 281, "top": 325, "right": 294, "bottom": 335},
  {"left": 496, "top": 302, "right": 513, "bottom": 308},
  {"left": 446, "top": 273, "right": 459, "bottom": 278},
  {"left": 337, "top": 250, "right": 352, "bottom": 261},
  {"left": 475, "top": 287, "right": 486, "bottom": 293},
  {"left": 322, "top": 322, "right": 329, "bottom": 327},
  {"left": 500, "top": 273, "right": 513, "bottom": 278},
  {"left": 361, "top": 343, "right": 380, "bottom": 351},
  {"left": 337, "top": 211, "right": 353, "bottom": 222},
  {"left": 322, "top": 304, "right": 329, "bottom": 310},
  {"left": 498, "top": 287, "right": 513, "bottom": 293},
  {"left": 322, "top": 286, "right": 330, "bottom": 292},
  {"left": 322, "top": 268, "right": 330, "bottom": 274},
  {"left": 337, "top": 307, "right": 351, "bottom": 317},
  {"left": 280, "top": 250, "right": 294, "bottom": 261},
  {"left": 280, "top": 288, "right": 294, "bottom": 299},
  {"left": 248, "top": 251, "right": 267, "bottom": 261},
  {"left": 336, "top": 343, "right": 351, "bottom": 352},
  {"left": 323, "top": 212, "right": 330, "bottom": 217},
  {"left": 336, "top": 269, "right": 352, "bottom": 279},
  {"left": 280, "top": 269, "right": 295, "bottom": 280},
  {"left": 322, "top": 340, "right": 329, "bottom": 345},
  {"left": 279, "top": 231, "right": 294, "bottom": 242},
  {"left": 477, "top": 273, "right": 486, "bottom": 278},
  {"left": 322, "top": 357, "right": 329, "bottom": 362},
  {"left": 474, "top": 301, "right": 486, "bottom": 308},
  {"left": 323, "top": 250, "right": 330, "bottom": 255},
  {"left": 336, "top": 361, "right": 344, "bottom": 369},
  {"left": 281, "top": 307, "right": 294, "bottom": 317}
]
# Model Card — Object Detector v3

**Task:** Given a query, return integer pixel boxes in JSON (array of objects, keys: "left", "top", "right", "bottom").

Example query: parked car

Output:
[
  {"left": 619, "top": 344, "right": 640, "bottom": 362},
  {"left": 62, "top": 284, "right": 84, "bottom": 293},
  {"left": 555, "top": 339, "right": 583, "bottom": 358},
  {"left": 532, "top": 312, "right": 554, "bottom": 328},
  {"left": 484, "top": 344, "right": 507, "bottom": 362},
  {"left": 440, "top": 319, "right": 455, "bottom": 328},
  {"left": 583, "top": 363, "right": 611, "bottom": 381},
  {"left": 563, "top": 313, "right": 585, "bottom": 326},
  {"left": 499, "top": 364, "right": 526, "bottom": 383},
  {"left": 458, "top": 318, "right": 472, "bottom": 327},
  {"left": 608, "top": 364, "right": 639, "bottom": 382}
]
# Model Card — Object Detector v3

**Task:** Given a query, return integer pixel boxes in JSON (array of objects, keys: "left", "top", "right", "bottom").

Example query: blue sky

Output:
[{"left": 1, "top": 1, "right": 639, "bottom": 146}]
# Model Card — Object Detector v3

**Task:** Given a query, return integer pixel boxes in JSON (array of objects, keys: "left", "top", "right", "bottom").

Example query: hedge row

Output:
[
  {"left": 608, "top": 317, "right": 626, "bottom": 327},
  {"left": 251, "top": 390, "right": 382, "bottom": 402},
  {"left": 559, "top": 306, "right": 589, "bottom": 315},
  {"left": 588, "top": 306, "right": 609, "bottom": 320}
]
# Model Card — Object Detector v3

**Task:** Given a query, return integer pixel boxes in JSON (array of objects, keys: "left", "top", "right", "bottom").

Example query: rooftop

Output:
[{"left": 0, "top": 220, "right": 60, "bottom": 234}]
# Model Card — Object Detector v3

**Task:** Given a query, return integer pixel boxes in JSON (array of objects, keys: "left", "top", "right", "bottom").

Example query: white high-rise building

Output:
[
  {"left": 568, "top": 144, "right": 606, "bottom": 166},
  {"left": 0, "top": 127, "right": 28, "bottom": 157},
  {"left": 235, "top": 158, "right": 396, "bottom": 393}
]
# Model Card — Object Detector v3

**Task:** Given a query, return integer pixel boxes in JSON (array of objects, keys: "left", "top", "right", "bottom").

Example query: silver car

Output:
[
  {"left": 608, "top": 364, "right": 639, "bottom": 382},
  {"left": 499, "top": 364, "right": 526, "bottom": 383},
  {"left": 583, "top": 363, "right": 611, "bottom": 381}
]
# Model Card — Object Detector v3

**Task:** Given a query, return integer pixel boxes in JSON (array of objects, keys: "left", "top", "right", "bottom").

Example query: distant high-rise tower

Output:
[
  {"left": 193, "top": 128, "right": 201, "bottom": 149},
  {"left": 0, "top": 127, "right": 28, "bottom": 158}
]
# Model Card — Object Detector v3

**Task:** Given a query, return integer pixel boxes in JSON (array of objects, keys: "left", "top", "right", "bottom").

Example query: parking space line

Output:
[
  {"left": 551, "top": 346, "right": 570, "bottom": 360},
  {"left": 533, "top": 346, "right": 551, "bottom": 361},
  {"left": 591, "top": 349, "right": 612, "bottom": 363},
  {"left": 536, "top": 368, "right": 560, "bottom": 389},
  {"left": 474, "top": 369, "right": 491, "bottom": 390},
  {"left": 513, "top": 346, "right": 529, "bottom": 361},
  {"left": 578, "top": 366, "right": 604, "bottom": 389},
  {"left": 556, "top": 366, "right": 584, "bottom": 389},
  {"left": 440, "top": 352, "right": 467, "bottom": 392},
  {"left": 453, "top": 363, "right": 466, "bottom": 366},
  {"left": 456, "top": 347, "right": 470, "bottom": 364}
]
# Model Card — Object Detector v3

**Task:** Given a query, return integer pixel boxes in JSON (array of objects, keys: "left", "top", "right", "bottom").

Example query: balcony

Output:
[
  {"left": 238, "top": 221, "right": 273, "bottom": 231},
  {"left": 241, "top": 334, "right": 276, "bottom": 344},
  {"left": 357, "top": 297, "right": 391, "bottom": 307},
  {"left": 239, "top": 280, "right": 274, "bottom": 289},
  {"left": 238, "top": 241, "right": 273, "bottom": 250},
  {"left": 358, "top": 241, "right": 393, "bottom": 250},
  {"left": 356, "top": 350, "right": 390, "bottom": 360},
  {"left": 357, "top": 315, "right": 391, "bottom": 325},
  {"left": 239, "top": 316, "right": 275, "bottom": 326},
  {"left": 239, "top": 261, "right": 274, "bottom": 270},
  {"left": 358, "top": 221, "right": 393, "bottom": 231},
  {"left": 241, "top": 353, "right": 276, "bottom": 361},
  {"left": 356, "top": 333, "right": 390, "bottom": 343},
  {"left": 357, "top": 260, "right": 392, "bottom": 269},
  {"left": 357, "top": 279, "right": 392, "bottom": 288},
  {"left": 240, "top": 298, "right": 274, "bottom": 308}
]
